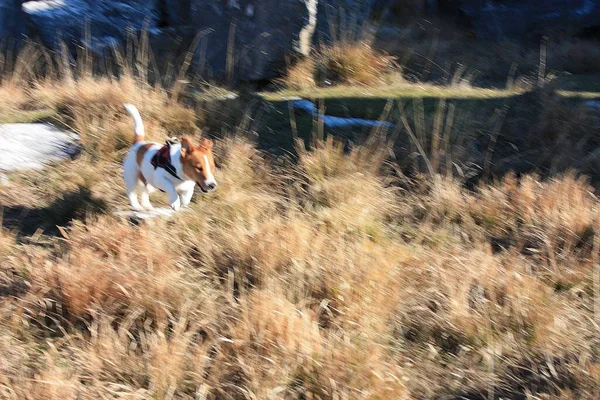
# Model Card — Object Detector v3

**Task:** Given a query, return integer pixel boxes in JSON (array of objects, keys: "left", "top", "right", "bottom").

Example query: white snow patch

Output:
[
  {"left": 22, "top": 0, "right": 66, "bottom": 13},
  {"left": 0, "top": 124, "right": 80, "bottom": 172},
  {"left": 292, "top": 99, "right": 395, "bottom": 129}
]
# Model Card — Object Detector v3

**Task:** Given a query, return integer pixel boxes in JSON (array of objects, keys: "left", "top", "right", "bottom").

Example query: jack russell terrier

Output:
[{"left": 123, "top": 104, "right": 217, "bottom": 211}]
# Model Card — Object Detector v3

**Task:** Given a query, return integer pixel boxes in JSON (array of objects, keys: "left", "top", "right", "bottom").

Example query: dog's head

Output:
[{"left": 180, "top": 137, "right": 217, "bottom": 193}]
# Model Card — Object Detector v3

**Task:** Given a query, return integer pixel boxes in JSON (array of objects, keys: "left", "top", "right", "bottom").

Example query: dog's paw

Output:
[
  {"left": 170, "top": 198, "right": 181, "bottom": 212},
  {"left": 142, "top": 203, "right": 154, "bottom": 211}
]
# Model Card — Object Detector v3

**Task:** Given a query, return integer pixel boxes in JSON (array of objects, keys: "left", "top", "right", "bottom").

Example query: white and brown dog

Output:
[{"left": 123, "top": 104, "right": 217, "bottom": 211}]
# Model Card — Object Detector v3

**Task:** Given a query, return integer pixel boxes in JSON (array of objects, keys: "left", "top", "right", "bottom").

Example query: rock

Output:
[
  {"left": 372, "top": 0, "right": 600, "bottom": 41},
  {"left": 0, "top": 123, "right": 80, "bottom": 172},
  {"left": 0, "top": 0, "right": 26, "bottom": 41},
  {"left": 314, "top": 0, "right": 378, "bottom": 44},
  {"left": 22, "top": 0, "right": 161, "bottom": 52},
  {"left": 189, "top": 0, "right": 319, "bottom": 82},
  {"left": 4, "top": 0, "right": 600, "bottom": 84},
  {"left": 163, "top": 0, "right": 191, "bottom": 26},
  {"left": 14, "top": 0, "right": 320, "bottom": 82},
  {"left": 456, "top": 0, "right": 600, "bottom": 41}
]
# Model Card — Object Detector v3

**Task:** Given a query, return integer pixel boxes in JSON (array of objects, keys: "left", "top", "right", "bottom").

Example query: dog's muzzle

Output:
[{"left": 198, "top": 181, "right": 217, "bottom": 193}]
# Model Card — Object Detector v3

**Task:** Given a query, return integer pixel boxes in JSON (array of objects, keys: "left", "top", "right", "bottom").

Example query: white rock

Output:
[{"left": 0, "top": 124, "right": 80, "bottom": 172}]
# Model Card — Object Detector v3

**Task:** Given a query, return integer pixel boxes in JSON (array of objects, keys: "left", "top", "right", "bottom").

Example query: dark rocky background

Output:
[{"left": 1, "top": 0, "right": 599, "bottom": 83}]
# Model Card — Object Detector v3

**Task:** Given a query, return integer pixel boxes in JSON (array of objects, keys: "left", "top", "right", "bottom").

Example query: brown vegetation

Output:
[
  {"left": 2, "top": 33, "right": 600, "bottom": 399},
  {"left": 280, "top": 42, "right": 399, "bottom": 89}
]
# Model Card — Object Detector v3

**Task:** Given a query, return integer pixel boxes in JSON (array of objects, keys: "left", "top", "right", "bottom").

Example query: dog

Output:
[{"left": 122, "top": 104, "right": 217, "bottom": 212}]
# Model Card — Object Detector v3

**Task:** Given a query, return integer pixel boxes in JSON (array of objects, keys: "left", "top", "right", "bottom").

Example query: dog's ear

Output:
[
  {"left": 180, "top": 137, "right": 195, "bottom": 157},
  {"left": 200, "top": 138, "right": 214, "bottom": 150}
]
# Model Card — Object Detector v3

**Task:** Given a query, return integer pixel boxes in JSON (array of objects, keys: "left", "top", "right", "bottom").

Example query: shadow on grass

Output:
[
  {"left": 246, "top": 87, "right": 600, "bottom": 187},
  {"left": 246, "top": 92, "right": 511, "bottom": 168},
  {"left": 2, "top": 186, "right": 108, "bottom": 239}
]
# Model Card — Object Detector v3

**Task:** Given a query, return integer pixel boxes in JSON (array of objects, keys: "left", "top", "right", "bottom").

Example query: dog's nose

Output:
[{"left": 207, "top": 182, "right": 217, "bottom": 191}]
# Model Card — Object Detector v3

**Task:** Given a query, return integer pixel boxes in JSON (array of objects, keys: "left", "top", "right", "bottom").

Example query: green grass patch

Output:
[
  {"left": 552, "top": 73, "right": 600, "bottom": 99},
  {"left": 553, "top": 73, "right": 600, "bottom": 92},
  {"left": 261, "top": 84, "right": 521, "bottom": 102},
  {"left": 557, "top": 90, "right": 600, "bottom": 99}
]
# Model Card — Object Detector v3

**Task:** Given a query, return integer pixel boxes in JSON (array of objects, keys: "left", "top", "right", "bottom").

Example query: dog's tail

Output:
[{"left": 123, "top": 103, "right": 144, "bottom": 143}]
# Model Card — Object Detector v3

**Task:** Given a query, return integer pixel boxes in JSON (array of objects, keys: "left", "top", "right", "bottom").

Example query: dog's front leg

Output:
[
  {"left": 180, "top": 189, "right": 194, "bottom": 208},
  {"left": 156, "top": 177, "right": 181, "bottom": 211},
  {"left": 169, "top": 189, "right": 182, "bottom": 211}
]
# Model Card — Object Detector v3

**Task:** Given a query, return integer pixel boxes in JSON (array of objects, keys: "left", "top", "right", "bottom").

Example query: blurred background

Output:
[{"left": 3, "top": 0, "right": 600, "bottom": 84}]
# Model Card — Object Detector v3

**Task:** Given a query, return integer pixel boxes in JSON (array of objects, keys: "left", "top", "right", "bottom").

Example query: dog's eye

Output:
[{"left": 196, "top": 166, "right": 203, "bottom": 172}]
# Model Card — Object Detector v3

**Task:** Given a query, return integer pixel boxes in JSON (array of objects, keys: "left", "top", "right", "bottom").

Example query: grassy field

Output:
[{"left": 2, "top": 36, "right": 600, "bottom": 399}]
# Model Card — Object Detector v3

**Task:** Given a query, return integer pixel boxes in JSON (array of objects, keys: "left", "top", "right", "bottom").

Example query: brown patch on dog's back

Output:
[{"left": 136, "top": 143, "right": 153, "bottom": 166}]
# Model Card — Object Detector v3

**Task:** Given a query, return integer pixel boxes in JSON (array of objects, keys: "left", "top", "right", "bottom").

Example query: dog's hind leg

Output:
[
  {"left": 123, "top": 156, "right": 144, "bottom": 211},
  {"left": 139, "top": 186, "right": 154, "bottom": 210},
  {"left": 127, "top": 190, "right": 143, "bottom": 211}
]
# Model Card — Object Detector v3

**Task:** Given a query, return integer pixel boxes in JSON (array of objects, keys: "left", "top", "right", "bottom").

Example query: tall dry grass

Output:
[
  {"left": 3, "top": 130, "right": 600, "bottom": 398},
  {"left": 0, "top": 34, "right": 202, "bottom": 158},
  {"left": 1, "top": 37, "right": 600, "bottom": 400}
]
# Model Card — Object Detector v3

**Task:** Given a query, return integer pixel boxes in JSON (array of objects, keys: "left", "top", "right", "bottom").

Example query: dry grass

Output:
[
  {"left": 29, "top": 76, "right": 199, "bottom": 159},
  {"left": 2, "top": 40, "right": 600, "bottom": 400},
  {"left": 280, "top": 42, "right": 400, "bottom": 89},
  {"left": 281, "top": 58, "right": 318, "bottom": 91}
]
